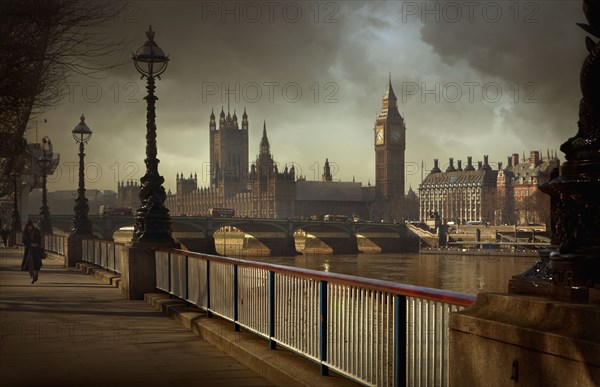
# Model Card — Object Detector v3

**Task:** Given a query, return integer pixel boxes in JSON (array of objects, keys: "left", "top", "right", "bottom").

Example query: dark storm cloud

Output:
[
  {"left": 37, "top": 0, "right": 590, "bottom": 195},
  {"left": 42, "top": 1, "right": 375, "bottom": 191},
  {"left": 418, "top": 0, "right": 588, "bottom": 145}
]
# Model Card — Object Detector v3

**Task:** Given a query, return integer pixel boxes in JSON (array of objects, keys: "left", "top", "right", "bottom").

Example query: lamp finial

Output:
[{"left": 146, "top": 25, "right": 155, "bottom": 41}]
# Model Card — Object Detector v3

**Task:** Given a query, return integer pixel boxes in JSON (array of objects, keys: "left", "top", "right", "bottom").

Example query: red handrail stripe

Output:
[{"left": 155, "top": 247, "right": 476, "bottom": 307}]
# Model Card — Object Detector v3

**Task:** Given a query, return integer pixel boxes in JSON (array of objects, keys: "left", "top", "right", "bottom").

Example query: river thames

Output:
[{"left": 228, "top": 251, "right": 538, "bottom": 295}]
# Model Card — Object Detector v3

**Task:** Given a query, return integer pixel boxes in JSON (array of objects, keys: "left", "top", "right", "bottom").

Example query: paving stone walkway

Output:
[{"left": 0, "top": 247, "right": 273, "bottom": 387}]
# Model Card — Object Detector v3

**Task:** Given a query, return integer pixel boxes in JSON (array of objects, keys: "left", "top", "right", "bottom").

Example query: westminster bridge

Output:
[{"left": 28, "top": 214, "right": 420, "bottom": 256}]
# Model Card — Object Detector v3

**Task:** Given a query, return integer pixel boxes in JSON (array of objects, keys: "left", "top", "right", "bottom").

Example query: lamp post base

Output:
[
  {"left": 66, "top": 233, "right": 95, "bottom": 267},
  {"left": 509, "top": 248, "right": 600, "bottom": 302},
  {"left": 132, "top": 206, "right": 175, "bottom": 246},
  {"left": 121, "top": 238, "right": 180, "bottom": 300}
]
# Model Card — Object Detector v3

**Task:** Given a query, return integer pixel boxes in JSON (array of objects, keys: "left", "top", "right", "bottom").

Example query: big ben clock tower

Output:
[{"left": 374, "top": 74, "right": 406, "bottom": 221}]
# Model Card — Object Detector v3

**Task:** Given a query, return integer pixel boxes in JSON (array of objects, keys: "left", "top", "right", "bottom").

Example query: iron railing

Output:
[
  {"left": 43, "top": 234, "right": 66, "bottom": 256},
  {"left": 81, "top": 239, "right": 123, "bottom": 273},
  {"left": 155, "top": 248, "right": 475, "bottom": 387}
]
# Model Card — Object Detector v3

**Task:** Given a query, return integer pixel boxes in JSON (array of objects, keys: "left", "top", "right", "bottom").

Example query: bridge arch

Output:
[
  {"left": 354, "top": 224, "right": 403, "bottom": 235},
  {"left": 102, "top": 218, "right": 135, "bottom": 240},
  {"left": 210, "top": 219, "right": 294, "bottom": 256},
  {"left": 353, "top": 224, "right": 402, "bottom": 253},
  {"left": 169, "top": 219, "right": 210, "bottom": 252},
  {"left": 293, "top": 222, "right": 358, "bottom": 255}
]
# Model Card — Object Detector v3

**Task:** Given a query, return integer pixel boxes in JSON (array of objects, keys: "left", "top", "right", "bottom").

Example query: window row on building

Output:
[{"left": 419, "top": 151, "right": 560, "bottom": 226}]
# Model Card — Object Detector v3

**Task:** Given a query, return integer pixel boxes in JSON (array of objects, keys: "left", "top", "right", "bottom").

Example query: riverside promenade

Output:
[{"left": 0, "top": 246, "right": 273, "bottom": 387}]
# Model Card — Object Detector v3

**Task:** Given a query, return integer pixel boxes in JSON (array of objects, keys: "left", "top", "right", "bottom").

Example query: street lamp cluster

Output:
[
  {"left": 8, "top": 137, "right": 53, "bottom": 244},
  {"left": 6, "top": 26, "right": 172, "bottom": 254},
  {"left": 38, "top": 136, "right": 53, "bottom": 233},
  {"left": 71, "top": 114, "right": 93, "bottom": 236},
  {"left": 64, "top": 26, "right": 174, "bottom": 246},
  {"left": 131, "top": 25, "right": 174, "bottom": 246}
]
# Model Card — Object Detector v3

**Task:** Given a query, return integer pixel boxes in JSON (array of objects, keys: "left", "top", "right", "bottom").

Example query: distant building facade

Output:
[
  {"left": 129, "top": 107, "right": 376, "bottom": 219},
  {"left": 419, "top": 156, "right": 498, "bottom": 225},
  {"left": 158, "top": 118, "right": 375, "bottom": 219},
  {"left": 418, "top": 151, "right": 560, "bottom": 226},
  {"left": 27, "top": 189, "right": 117, "bottom": 215},
  {"left": 497, "top": 150, "right": 559, "bottom": 226},
  {"left": 116, "top": 77, "right": 416, "bottom": 221},
  {"left": 116, "top": 180, "right": 141, "bottom": 210}
]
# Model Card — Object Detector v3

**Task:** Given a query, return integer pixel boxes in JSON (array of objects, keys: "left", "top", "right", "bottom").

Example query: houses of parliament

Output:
[{"left": 117, "top": 76, "right": 413, "bottom": 221}]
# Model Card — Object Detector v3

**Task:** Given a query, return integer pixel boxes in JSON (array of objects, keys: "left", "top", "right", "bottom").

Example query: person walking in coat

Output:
[
  {"left": 0, "top": 225, "right": 8, "bottom": 247},
  {"left": 21, "top": 220, "right": 42, "bottom": 283}
]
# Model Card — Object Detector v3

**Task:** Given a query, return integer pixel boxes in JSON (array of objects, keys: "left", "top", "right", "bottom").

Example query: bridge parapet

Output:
[{"left": 30, "top": 215, "right": 417, "bottom": 255}]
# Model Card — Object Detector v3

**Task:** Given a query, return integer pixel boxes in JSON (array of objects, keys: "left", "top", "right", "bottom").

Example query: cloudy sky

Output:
[{"left": 31, "top": 0, "right": 588, "bottom": 195}]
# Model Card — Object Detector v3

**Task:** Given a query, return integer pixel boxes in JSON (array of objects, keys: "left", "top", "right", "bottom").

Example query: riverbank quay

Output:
[{"left": 0, "top": 247, "right": 273, "bottom": 387}]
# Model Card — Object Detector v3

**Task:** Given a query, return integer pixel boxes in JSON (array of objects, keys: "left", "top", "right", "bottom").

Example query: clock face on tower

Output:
[
  {"left": 375, "top": 127, "right": 384, "bottom": 145},
  {"left": 390, "top": 129, "right": 402, "bottom": 143}
]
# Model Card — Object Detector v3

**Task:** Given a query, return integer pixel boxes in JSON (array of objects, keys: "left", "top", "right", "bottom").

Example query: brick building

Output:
[
  {"left": 497, "top": 150, "right": 559, "bottom": 226},
  {"left": 418, "top": 150, "right": 560, "bottom": 227}
]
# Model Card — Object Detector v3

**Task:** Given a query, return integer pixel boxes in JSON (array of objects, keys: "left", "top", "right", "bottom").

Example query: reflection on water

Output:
[{"left": 240, "top": 252, "right": 538, "bottom": 295}]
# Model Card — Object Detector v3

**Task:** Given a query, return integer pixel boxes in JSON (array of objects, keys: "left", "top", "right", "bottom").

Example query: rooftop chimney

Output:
[
  {"left": 446, "top": 157, "right": 456, "bottom": 172},
  {"left": 530, "top": 150, "right": 540, "bottom": 165},
  {"left": 482, "top": 155, "right": 491, "bottom": 171},
  {"left": 507, "top": 156, "right": 512, "bottom": 168},
  {"left": 431, "top": 159, "right": 441, "bottom": 173},
  {"left": 512, "top": 153, "right": 519, "bottom": 167},
  {"left": 477, "top": 161, "right": 483, "bottom": 170},
  {"left": 457, "top": 160, "right": 463, "bottom": 171},
  {"left": 498, "top": 161, "right": 503, "bottom": 170},
  {"left": 465, "top": 156, "right": 475, "bottom": 171}
]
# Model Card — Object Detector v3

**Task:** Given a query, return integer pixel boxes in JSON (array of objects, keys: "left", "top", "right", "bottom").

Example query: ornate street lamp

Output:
[
  {"left": 38, "top": 136, "right": 53, "bottom": 233},
  {"left": 131, "top": 25, "right": 173, "bottom": 245},
  {"left": 71, "top": 114, "right": 93, "bottom": 235},
  {"left": 510, "top": 1, "right": 600, "bottom": 299}
]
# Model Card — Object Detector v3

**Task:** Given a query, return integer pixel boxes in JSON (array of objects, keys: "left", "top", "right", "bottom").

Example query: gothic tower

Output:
[
  {"left": 250, "top": 122, "right": 276, "bottom": 217},
  {"left": 322, "top": 158, "right": 332, "bottom": 182},
  {"left": 256, "top": 121, "right": 274, "bottom": 178},
  {"left": 374, "top": 74, "right": 406, "bottom": 220},
  {"left": 209, "top": 102, "right": 249, "bottom": 197}
]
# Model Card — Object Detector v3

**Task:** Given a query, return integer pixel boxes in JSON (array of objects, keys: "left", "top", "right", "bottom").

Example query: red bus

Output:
[
  {"left": 99, "top": 206, "right": 133, "bottom": 216},
  {"left": 324, "top": 214, "right": 348, "bottom": 222},
  {"left": 209, "top": 208, "right": 235, "bottom": 218}
]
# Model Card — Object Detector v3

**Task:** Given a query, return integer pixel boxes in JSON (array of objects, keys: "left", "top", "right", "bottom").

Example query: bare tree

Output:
[{"left": 0, "top": 0, "right": 128, "bottom": 194}]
